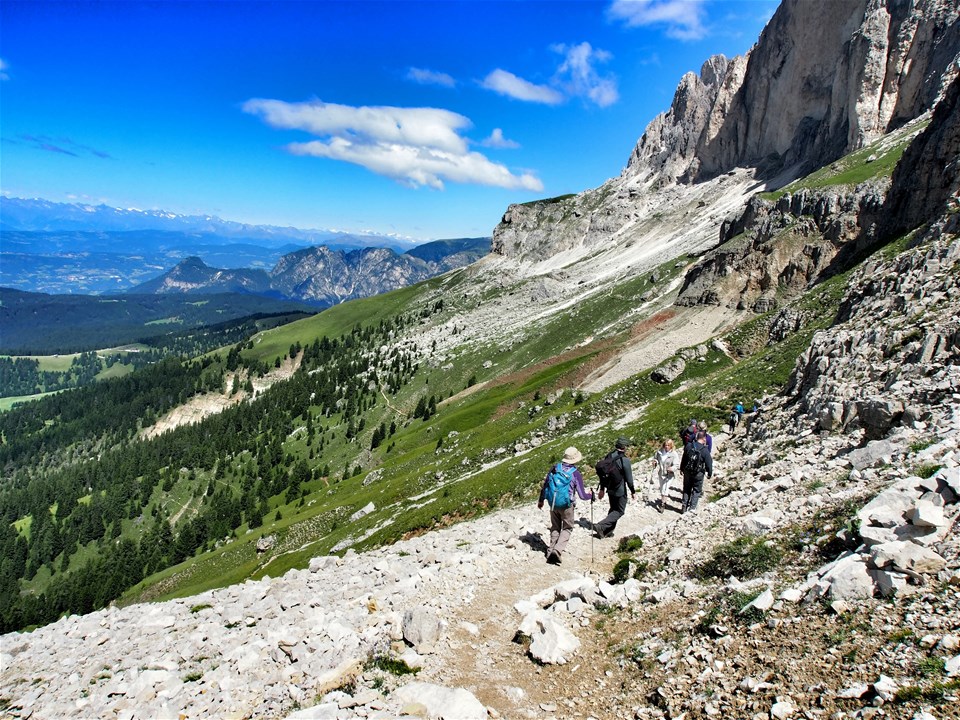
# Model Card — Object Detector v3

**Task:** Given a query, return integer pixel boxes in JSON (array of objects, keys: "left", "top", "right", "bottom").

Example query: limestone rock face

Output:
[
  {"left": 492, "top": 0, "right": 957, "bottom": 267},
  {"left": 628, "top": 0, "right": 960, "bottom": 184}
]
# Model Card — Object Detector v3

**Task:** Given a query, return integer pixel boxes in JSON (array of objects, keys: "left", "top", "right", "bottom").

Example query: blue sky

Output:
[{"left": 0, "top": 0, "right": 778, "bottom": 240}]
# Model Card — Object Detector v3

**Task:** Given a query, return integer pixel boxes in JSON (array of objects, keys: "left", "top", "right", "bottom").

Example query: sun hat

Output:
[
  {"left": 562, "top": 447, "right": 582, "bottom": 464},
  {"left": 615, "top": 437, "right": 632, "bottom": 450}
]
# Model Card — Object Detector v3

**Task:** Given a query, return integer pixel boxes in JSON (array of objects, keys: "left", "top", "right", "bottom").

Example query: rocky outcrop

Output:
[
  {"left": 784, "top": 75, "right": 960, "bottom": 432},
  {"left": 882, "top": 72, "right": 960, "bottom": 240},
  {"left": 675, "top": 184, "right": 886, "bottom": 310},
  {"left": 628, "top": 0, "right": 960, "bottom": 184}
]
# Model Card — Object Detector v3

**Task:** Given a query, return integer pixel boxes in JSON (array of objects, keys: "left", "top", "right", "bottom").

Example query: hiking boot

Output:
[
  {"left": 657, "top": 499, "right": 664, "bottom": 514},
  {"left": 546, "top": 551, "right": 561, "bottom": 565}
]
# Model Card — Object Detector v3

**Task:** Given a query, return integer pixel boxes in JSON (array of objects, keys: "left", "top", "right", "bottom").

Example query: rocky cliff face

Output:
[
  {"left": 786, "top": 73, "right": 960, "bottom": 435},
  {"left": 675, "top": 69, "right": 960, "bottom": 313},
  {"left": 629, "top": 0, "right": 960, "bottom": 184},
  {"left": 493, "top": 0, "right": 958, "bottom": 266}
]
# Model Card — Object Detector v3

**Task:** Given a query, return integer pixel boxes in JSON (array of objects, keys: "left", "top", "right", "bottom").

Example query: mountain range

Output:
[
  {"left": 0, "top": 196, "right": 486, "bottom": 297},
  {"left": 2, "top": 1, "right": 959, "bottom": 718},
  {"left": 128, "top": 238, "right": 491, "bottom": 306}
]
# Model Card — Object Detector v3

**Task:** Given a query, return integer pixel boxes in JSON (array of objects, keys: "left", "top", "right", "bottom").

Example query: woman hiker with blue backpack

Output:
[{"left": 537, "top": 446, "right": 594, "bottom": 564}]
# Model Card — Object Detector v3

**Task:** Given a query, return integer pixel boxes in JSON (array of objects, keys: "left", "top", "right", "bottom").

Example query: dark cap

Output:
[{"left": 615, "top": 436, "right": 631, "bottom": 450}]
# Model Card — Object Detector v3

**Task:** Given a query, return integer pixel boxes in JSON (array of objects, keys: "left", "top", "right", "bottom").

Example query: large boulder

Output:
[
  {"left": 869, "top": 541, "right": 947, "bottom": 575},
  {"left": 651, "top": 357, "right": 686, "bottom": 384},
  {"left": 392, "top": 682, "right": 487, "bottom": 720},
  {"left": 402, "top": 607, "right": 442, "bottom": 650}
]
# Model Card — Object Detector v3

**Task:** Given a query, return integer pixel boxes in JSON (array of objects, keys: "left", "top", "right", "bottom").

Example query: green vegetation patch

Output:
[
  {"left": 695, "top": 535, "right": 782, "bottom": 581},
  {"left": 760, "top": 123, "right": 925, "bottom": 202}
]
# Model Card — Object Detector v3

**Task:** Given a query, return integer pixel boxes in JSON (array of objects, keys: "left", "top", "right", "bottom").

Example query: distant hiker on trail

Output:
[
  {"left": 652, "top": 438, "right": 679, "bottom": 514},
  {"left": 681, "top": 419, "right": 698, "bottom": 446},
  {"left": 680, "top": 430, "right": 713, "bottom": 513},
  {"left": 538, "top": 447, "right": 593, "bottom": 565},
  {"left": 697, "top": 421, "right": 713, "bottom": 453},
  {"left": 729, "top": 402, "right": 745, "bottom": 433},
  {"left": 746, "top": 399, "right": 763, "bottom": 437},
  {"left": 592, "top": 437, "right": 636, "bottom": 538}
]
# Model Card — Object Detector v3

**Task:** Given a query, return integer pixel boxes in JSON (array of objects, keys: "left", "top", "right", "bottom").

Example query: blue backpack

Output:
[{"left": 544, "top": 463, "right": 575, "bottom": 509}]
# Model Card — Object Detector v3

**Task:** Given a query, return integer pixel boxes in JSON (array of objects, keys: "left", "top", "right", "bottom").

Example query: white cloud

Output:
[
  {"left": 0, "top": 59, "right": 9, "bottom": 81},
  {"left": 407, "top": 67, "right": 456, "bottom": 88},
  {"left": 243, "top": 98, "right": 542, "bottom": 192},
  {"left": 552, "top": 42, "right": 619, "bottom": 108},
  {"left": 480, "top": 69, "right": 564, "bottom": 105},
  {"left": 481, "top": 128, "right": 521, "bottom": 149},
  {"left": 608, "top": 0, "right": 708, "bottom": 41}
]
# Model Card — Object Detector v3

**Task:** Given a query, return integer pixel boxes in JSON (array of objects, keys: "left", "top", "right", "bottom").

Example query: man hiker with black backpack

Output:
[
  {"left": 537, "top": 446, "right": 594, "bottom": 564},
  {"left": 679, "top": 429, "right": 713, "bottom": 513},
  {"left": 591, "top": 437, "right": 635, "bottom": 538}
]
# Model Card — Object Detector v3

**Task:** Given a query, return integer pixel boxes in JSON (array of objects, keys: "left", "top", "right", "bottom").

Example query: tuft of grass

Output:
[
  {"left": 695, "top": 535, "right": 782, "bottom": 580},
  {"left": 894, "top": 678, "right": 960, "bottom": 704},
  {"left": 918, "top": 657, "right": 946, "bottom": 677},
  {"left": 915, "top": 463, "right": 942, "bottom": 479},
  {"left": 364, "top": 654, "right": 418, "bottom": 676},
  {"left": 887, "top": 628, "right": 915, "bottom": 644},
  {"left": 617, "top": 536, "right": 643, "bottom": 554},
  {"left": 190, "top": 603, "right": 212, "bottom": 613}
]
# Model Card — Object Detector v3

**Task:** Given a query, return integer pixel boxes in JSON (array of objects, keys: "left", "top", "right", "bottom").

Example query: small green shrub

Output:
[
  {"left": 916, "top": 463, "right": 942, "bottom": 479},
  {"left": 190, "top": 603, "right": 212, "bottom": 613},
  {"left": 365, "top": 654, "right": 418, "bottom": 676},
  {"left": 612, "top": 558, "right": 633, "bottom": 584},
  {"left": 617, "top": 535, "right": 643, "bottom": 553},
  {"left": 183, "top": 672, "right": 203, "bottom": 682},
  {"left": 695, "top": 535, "right": 782, "bottom": 580}
]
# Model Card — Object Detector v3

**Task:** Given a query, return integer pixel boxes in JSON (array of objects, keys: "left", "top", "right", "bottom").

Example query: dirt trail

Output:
[{"left": 419, "top": 483, "right": 680, "bottom": 717}]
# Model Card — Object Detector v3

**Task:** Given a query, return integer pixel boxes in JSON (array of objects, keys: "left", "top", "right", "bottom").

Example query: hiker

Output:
[
  {"left": 652, "top": 438, "right": 679, "bottom": 513},
  {"left": 729, "top": 402, "right": 744, "bottom": 433},
  {"left": 537, "top": 446, "right": 593, "bottom": 564},
  {"left": 746, "top": 399, "right": 762, "bottom": 437},
  {"left": 681, "top": 418, "right": 698, "bottom": 446},
  {"left": 697, "top": 421, "right": 713, "bottom": 453},
  {"left": 592, "top": 437, "right": 636, "bottom": 538},
  {"left": 679, "top": 429, "right": 713, "bottom": 513}
]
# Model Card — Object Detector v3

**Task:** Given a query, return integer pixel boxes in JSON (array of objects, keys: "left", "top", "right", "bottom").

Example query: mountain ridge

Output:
[{"left": 129, "top": 238, "right": 491, "bottom": 306}]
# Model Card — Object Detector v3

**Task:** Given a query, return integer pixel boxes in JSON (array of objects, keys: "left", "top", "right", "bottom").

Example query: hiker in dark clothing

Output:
[
  {"left": 681, "top": 419, "right": 698, "bottom": 446},
  {"left": 679, "top": 430, "right": 713, "bottom": 513},
  {"left": 592, "top": 437, "right": 635, "bottom": 538}
]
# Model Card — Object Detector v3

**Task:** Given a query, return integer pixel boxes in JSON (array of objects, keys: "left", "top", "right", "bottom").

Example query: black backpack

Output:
[
  {"left": 685, "top": 443, "right": 707, "bottom": 476},
  {"left": 595, "top": 454, "right": 625, "bottom": 493}
]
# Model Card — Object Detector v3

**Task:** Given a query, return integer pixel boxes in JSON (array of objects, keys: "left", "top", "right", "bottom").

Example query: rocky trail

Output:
[{"left": 5, "top": 400, "right": 959, "bottom": 720}]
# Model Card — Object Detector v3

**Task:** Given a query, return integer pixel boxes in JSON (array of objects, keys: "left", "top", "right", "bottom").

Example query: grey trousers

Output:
[{"left": 549, "top": 505, "right": 576, "bottom": 556}]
